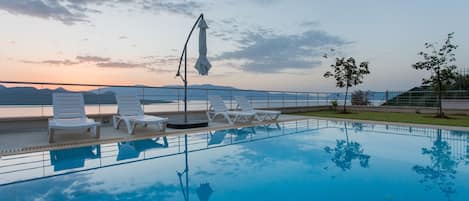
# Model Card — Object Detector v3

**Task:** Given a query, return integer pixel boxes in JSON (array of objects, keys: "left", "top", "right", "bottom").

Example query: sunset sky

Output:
[{"left": 0, "top": 0, "right": 468, "bottom": 91}]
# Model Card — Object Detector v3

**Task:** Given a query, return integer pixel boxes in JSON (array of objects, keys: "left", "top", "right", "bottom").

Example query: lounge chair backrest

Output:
[
  {"left": 208, "top": 95, "right": 228, "bottom": 112},
  {"left": 235, "top": 96, "right": 254, "bottom": 111},
  {"left": 52, "top": 93, "right": 86, "bottom": 119},
  {"left": 116, "top": 94, "right": 144, "bottom": 116}
]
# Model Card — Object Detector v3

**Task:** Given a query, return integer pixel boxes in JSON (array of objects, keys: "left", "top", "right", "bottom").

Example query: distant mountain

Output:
[
  {"left": 0, "top": 84, "right": 170, "bottom": 105},
  {"left": 92, "top": 84, "right": 272, "bottom": 101}
]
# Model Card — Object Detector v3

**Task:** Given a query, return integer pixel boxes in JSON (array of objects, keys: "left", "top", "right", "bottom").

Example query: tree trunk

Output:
[
  {"left": 437, "top": 70, "right": 444, "bottom": 118},
  {"left": 343, "top": 86, "right": 349, "bottom": 113},
  {"left": 438, "top": 86, "right": 443, "bottom": 117},
  {"left": 344, "top": 123, "right": 349, "bottom": 144}
]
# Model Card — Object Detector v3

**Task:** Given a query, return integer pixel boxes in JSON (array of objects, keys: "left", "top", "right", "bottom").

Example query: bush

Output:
[
  {"left": 351, "top": 90, "right": 370, "bottom": 106},
  {"left": 331, "top": 100, "right": 338, "bottom": 110}
]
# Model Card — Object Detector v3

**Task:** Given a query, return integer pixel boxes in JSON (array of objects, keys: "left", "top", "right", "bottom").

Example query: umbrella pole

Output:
[
  {"left": 184, "top": 45, "right": 188, "bottom": 123},
  {"left": 176, "top": 14, "right": 204, "bottom": 124}
]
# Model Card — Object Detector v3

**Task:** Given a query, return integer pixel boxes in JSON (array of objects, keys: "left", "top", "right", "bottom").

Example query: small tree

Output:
[
  {"left": 324, "top": 57, "right": 370, "bottom": 113},
  {"left": 413, "top": 32, "right": 458, "bottom": 118}
]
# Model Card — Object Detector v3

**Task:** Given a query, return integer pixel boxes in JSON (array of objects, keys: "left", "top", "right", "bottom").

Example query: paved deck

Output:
[{"left": 0, "top": 114, "right": 309, "bottom": 156}]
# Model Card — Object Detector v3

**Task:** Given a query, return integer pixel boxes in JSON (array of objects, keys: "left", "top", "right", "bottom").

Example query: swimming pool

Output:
[{"left": 0, "top": 119, "right": 468, "bottom": 201}]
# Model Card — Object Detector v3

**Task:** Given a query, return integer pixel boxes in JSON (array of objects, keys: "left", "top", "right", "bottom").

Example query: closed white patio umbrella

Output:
[
  {"left": 170, "top": 14, "right": 211, "bottom": 129},
  {"left": 194, "top": 17, "right": 211, "bottom": 75}
]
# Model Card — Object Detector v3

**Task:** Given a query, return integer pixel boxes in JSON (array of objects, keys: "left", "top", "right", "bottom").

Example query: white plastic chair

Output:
[
  {"left": 48, "top": 93, "right": 100, "bottom": 143},
  {"left": 235, "top": 96, "right": 281, "bottom": 121},
  {"left": 113, "top": 94, "right": 167, "bottom": 134},
  {"left": 207, "top": 95, "right": 255, "bottom": 125}
]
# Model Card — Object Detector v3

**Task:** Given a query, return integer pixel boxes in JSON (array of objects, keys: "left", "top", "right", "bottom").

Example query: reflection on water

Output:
[
  {"left": 207, "top": 123, "right": 281, "bottom": 146},
  {"left": 413, "top": 130, "right": 461, "bottom": 201},
  {"left": 1, "top": 120, "right": 469, "bottom": 201},
  {"left": 178, "top": 134, "right": 214, "bottom": 201},
  {"left": 324, "top": 123, "right": 370, "bottom": 171},
  {"left": 50, "top": 145, "right": 101, "bottom": 171},
  {"left": 196, "top": 183, "right": 213, "bottom": 201},
  {"left": 117, "top": 137, "right": 168, "bottom": 161}
]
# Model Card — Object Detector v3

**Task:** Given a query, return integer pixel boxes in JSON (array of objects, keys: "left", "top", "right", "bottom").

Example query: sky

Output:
[{"left": 0, "top": 0, "right": 468, "bottom": 92}]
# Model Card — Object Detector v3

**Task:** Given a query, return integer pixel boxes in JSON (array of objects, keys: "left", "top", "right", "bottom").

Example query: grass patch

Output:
[{"left": 297, "top": 110, "right": 469, "bottom": 127}]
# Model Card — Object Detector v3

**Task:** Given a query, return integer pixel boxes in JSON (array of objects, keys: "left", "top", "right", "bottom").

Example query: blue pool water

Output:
[{"left": 0, "top": 119, "right": 468, "bottom": 201}]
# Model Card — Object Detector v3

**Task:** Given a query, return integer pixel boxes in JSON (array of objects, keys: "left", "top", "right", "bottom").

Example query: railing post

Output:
[
  {"left": 177, "top": 88, "right": 181, "bottom": 112},
  {"left": 296, "top": 92, "right": 298, "bottom": 107},
  {"left": 282, "top": 93, "right": 285, "bottom": 108},
  {"left": 230, "top": 90, "right": 233, "bottom": 110},
  {"left": 326, "top": 93, "right": 329, "bottom": 106},
  {"left": 206, "top": 89, "right": 209, "bottom": 111},
  {"left": 316, "top": 92, "right": 319, "bottom": 106},
  {"left": 41, "top": 84, "right": 44, "bottom": 117},
  {"left": 142, "top": 87, "right": 145, "bottom": 113},
  {"left": 267, "top": 93, "right": 270, "bottom": 108},
  {"left": 409, "top": 91, "right": 412, "bottom": 106},
  {"left": 98, "top": 88, "right": 101, "bottom": 115}
]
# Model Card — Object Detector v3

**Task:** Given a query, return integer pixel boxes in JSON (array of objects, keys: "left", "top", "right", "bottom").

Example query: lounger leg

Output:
[
  {"left": 160, "top": 121, "right": 167, "bottom": 131},
  {"left": 123, "top": 119, "right": 133, "bottom": 134},
  {"left": 273, "top": 113, "right": 280, "bottom": 120},
  {"left": 48, "top": 128, "right": 55, "bottom": 143},
  {"left": 260, "top": 113, "right": 267, "bottom": 121},
  {"left": 275, "top": 123, "right": 281, "bottom": 129},
  {"left": 94, "top": 126, "right": 100, "bottom": 138},
  {"left": 224, "top": 113, "right": 234, "bottom": 124},
  {"left": 255, "top": 114, "right": 262, "bottom": 121},
  {"left": 113, "top": 116, "right": 120, "bottom": 129},
  {"left": 128, "top": 121, "right": 137, "bottom": 135},
  {"left": 206, "top": 112, "right": 213, "bottom": 122}
]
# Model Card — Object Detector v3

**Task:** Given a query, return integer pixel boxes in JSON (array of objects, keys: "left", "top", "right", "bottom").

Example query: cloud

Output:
[
  {"left": 20, "top": 59, "right": 80, "bottom": 65},
  {"left": 118, "top": 35, "right": 128, "bottom": 40},
  {"left": 0, "top": 0, "right": 204, "bottom": 25},
  {"left": 96, "top": 61, "right": 141, "bottom": 68},
  {"left": 42, "top": 59, "right": 81, "bottom": 65},
  {"left": 300, "top": 20, "right": 320, "bottom": 27},
  {"left": 141, "top": 0, "right": 203, "bottom": 17},
  {"left": 0, "top": 0, "right": 90, "bottom": 25},
  {"left": 216, "top": 30, "right": 350, "bottom": 73},
  {"left": 76, "top": 55, "right": 110, "bottom": 62},
  {"left": 18, "top": 54, "right": 187, "bottom": 73}
]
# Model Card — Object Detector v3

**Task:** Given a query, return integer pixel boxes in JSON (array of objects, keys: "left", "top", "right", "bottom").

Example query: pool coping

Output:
[{"left": 303, "top": 115, "right": 469, "bottom": 132}]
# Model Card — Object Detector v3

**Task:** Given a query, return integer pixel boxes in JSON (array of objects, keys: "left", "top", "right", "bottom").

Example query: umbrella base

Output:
[{"left": 167, "top": 119, "right": 209, "bottom": 129}]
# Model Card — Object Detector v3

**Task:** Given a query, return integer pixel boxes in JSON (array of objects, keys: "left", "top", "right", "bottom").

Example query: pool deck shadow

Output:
[{"left": 0, "top": 114, "right": 309, "bottom": 156}]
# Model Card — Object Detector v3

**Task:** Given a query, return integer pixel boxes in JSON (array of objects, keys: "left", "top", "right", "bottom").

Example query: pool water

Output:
[{"left": 0, "top": 119, "right": 468, "bottom": 201}]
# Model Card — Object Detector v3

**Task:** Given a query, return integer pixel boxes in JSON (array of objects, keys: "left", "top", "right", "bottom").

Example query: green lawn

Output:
[{"left": 297, "top": 110, "right": 469, "bottom": 127}]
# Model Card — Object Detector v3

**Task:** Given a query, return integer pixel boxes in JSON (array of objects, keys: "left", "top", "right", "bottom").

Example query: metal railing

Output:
[
  {"left": 0, "top": 81, "right": 468, "bottom": 118},
  {"left": 0, "top": 81, "right": 334, "bottom": 118}
]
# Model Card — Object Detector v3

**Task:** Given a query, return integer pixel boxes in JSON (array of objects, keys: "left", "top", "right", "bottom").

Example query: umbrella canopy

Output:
[
  {"left": 194, "top": 17, "right": 211, "bottom": 75},
  {"left": 196, "top": 183, "right": 213, "bottom": 201}
]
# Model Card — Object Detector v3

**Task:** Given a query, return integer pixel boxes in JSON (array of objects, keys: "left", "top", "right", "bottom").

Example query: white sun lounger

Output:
[
  {"left": 48, "top": 93, "right": 100, "bottom": 143},
  {"left": 235, "top": 96, "right": 281, "bottom": 121},
  {"left": 113, "top": 94, "right": 167, "bottom": 134},
  {"left": 207, "top": 95, "right": 255, "bottom": 125}
]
